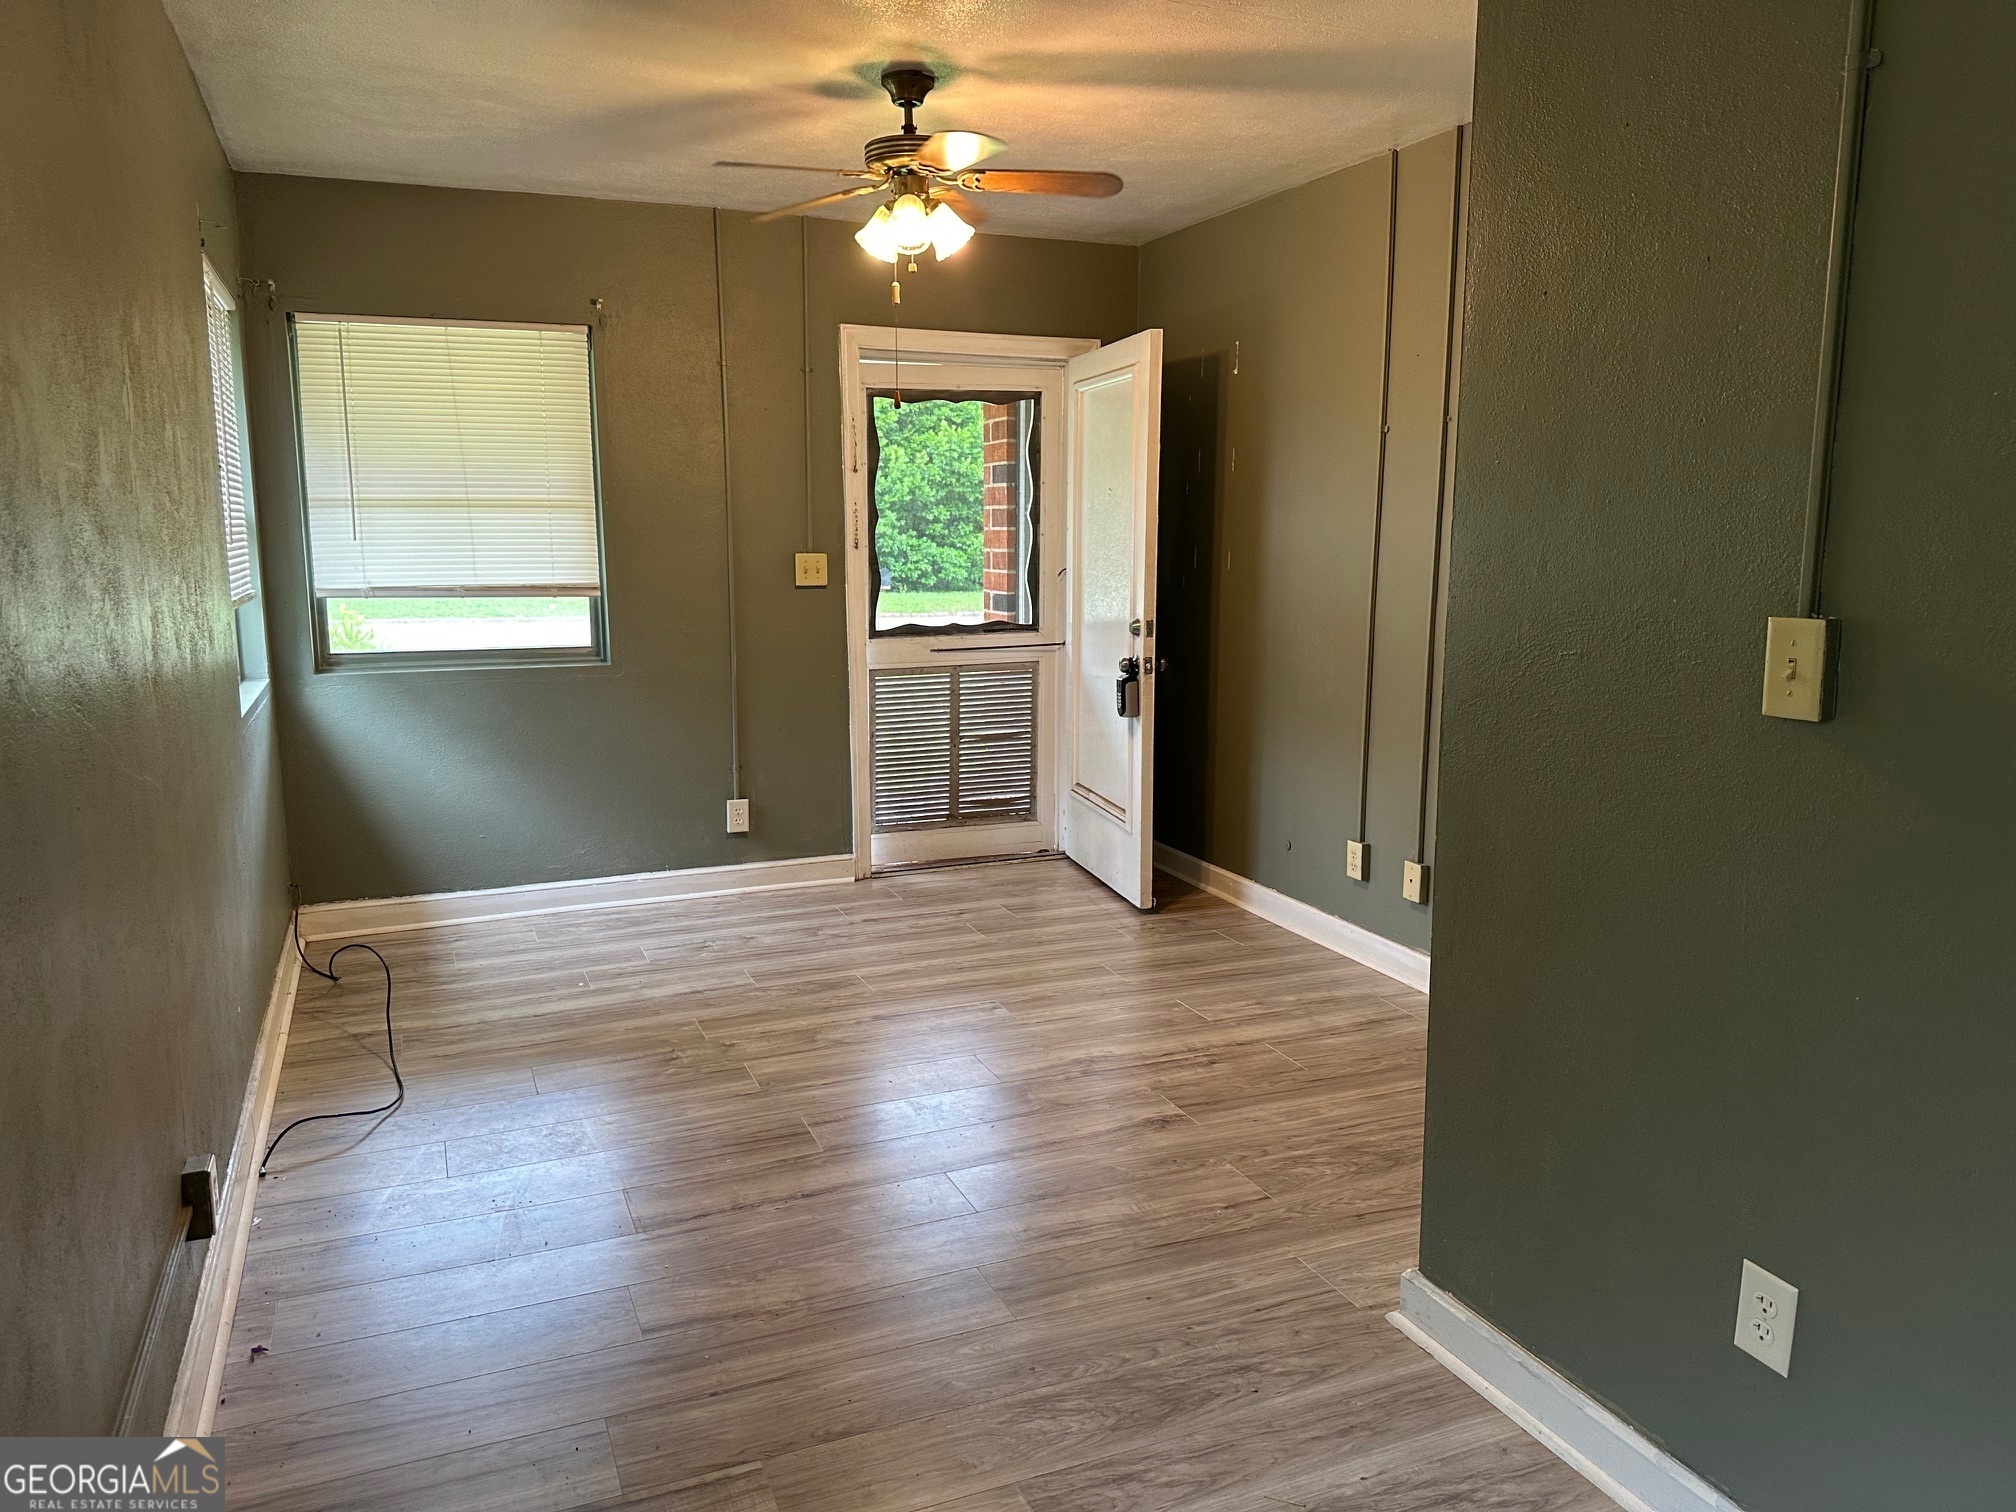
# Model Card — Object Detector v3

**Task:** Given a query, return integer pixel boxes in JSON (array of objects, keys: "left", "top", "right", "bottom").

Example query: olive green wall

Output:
[
  {"left": 1422, "top": 2, "right": 2014, "bottom": 1508},
  {"left": 1140, "top": 132, "right": 1465, "bottom": 953},
  {"left": 1, "top": 0, "right": 291, "bottom": 1434},
  {"left": 234, "top": 177, "right": 1137, "bottom": 903}
]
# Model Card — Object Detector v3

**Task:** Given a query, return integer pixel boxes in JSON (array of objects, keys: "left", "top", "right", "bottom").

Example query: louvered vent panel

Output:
[
  {"left": 871, "top": 662, "right": 1038, "bottom": 833},
  {"left": 871, "top": 668, "right": 955, "bottom": 830},
  {"left": 955, "top": 663, "right": 1038, "bottom": 820}
]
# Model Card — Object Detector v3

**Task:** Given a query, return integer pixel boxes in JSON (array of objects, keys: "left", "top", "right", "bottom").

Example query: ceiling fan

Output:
[{"left": 716, "top": 65, "right": 1123, "bottom": 264}]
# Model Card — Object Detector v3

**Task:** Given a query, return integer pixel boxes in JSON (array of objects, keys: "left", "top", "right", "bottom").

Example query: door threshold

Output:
[{"left": 871, "top": 850, "right": 1066, "bottom": 877}]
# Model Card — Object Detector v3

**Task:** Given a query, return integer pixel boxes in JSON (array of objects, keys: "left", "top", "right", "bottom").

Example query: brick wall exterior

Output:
[{"left": 981, "top": 402, "right": 1023, "bottom": 622}]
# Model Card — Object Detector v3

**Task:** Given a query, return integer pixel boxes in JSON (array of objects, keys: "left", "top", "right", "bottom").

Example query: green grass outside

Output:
[{"left": 880, "top": 590, "right": 984, "bottom": 614}]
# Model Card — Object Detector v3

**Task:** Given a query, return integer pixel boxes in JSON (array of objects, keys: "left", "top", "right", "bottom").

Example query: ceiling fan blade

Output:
[
  {"left": 959, "top": 169, "right": 1123, "bottom": 198},
  {"left": 934, "top": 188, "right": 990, "bottom": 227},
  {"left": 916, "top": 131, "right": 1004, "bottom": 173},
  {"left": 754, "top": 183, "right": 885, "bottom": 223},
  {"left": 715, "top": 160, "right": 878, "bottom": 178}
]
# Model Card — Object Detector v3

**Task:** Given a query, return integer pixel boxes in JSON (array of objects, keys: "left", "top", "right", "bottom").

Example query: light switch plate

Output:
[
  {"left": 1402, "top": 860, "right": 1428, "bottom": 904},
  {"left": 1346, "top": 841, "right": 1367, "bottom": 882},
  {"left": 1734, "top": 1258, "right": 1799, "bottom": 1377},
  {"left": 1762, "top": 616, "right": 1837, "bottom": 722},
  {"left": 725, "top": 798, "right": 751, "bottom": 834},
  {"left": 794, "top": 552, "right": 829, "bottom": 588}
]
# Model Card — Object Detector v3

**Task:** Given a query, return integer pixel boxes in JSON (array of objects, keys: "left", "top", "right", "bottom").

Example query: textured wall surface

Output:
[
  {"left": 1141, "top": 132, "right": 1465, "bottom": 953},
  {"left": 235, "top": 176, "right": 1137, "bottom": 903},
  {"left": 0, "top": 0, "right": 291, "bottom": 1435},
  {"left": 1421, "top": 1, "right": 2015, "bottom": 1507}
]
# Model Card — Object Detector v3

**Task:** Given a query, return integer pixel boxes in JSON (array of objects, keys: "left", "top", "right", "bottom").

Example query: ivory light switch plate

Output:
[
  {"left": 794, "top": 552, "right": 829, "bottom": 587},
  {"left": 1402, "top": 860, "right": 1428, "bottom": 904},
  {"left": 1762, "top": 616, "right": 1836, "bottom": 721},
  {"left": 1346, "top": 841, "right": 1367, "bottom": 882},
  {"left": 1734, "top": 1258, "right": 1799, "bottom": 1377}
]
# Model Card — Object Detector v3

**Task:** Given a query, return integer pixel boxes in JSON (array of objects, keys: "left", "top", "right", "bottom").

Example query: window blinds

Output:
[
  {"left": 870, "top": 663, "right": 1039, "bottom": 831},
  {"left": 294, "top": 316, "right": 602, "bottom": 598},
  {"left": 203, "top": 269, "right": 256, "bottom": 607}
]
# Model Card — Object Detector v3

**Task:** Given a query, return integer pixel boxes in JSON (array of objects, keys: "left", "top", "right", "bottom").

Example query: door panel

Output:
[{"left": 1062, "top": 329, "right": 1164, "bottom": 908}]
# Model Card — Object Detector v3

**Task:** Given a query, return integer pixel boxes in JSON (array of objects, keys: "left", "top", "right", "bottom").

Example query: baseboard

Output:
[
  {"left": 1390, "top": 1270, "right": 1747, "bottom": 1512},
  {"left": 163, "top": 925, "right": 302, "bottom": 1436},
  {"left": 297, "top": 853, "right": 857, "bottom": 941},
  {"left": 1153, "top": 844, "right": 1431, "bottom": 994}
]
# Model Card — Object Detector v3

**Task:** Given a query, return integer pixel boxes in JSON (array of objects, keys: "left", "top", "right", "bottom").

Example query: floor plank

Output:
[{"left": 223, "top": 860, "right": 1610, "bottom": 1512}]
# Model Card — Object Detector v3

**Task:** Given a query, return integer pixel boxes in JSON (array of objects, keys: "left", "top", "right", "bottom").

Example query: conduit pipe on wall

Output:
[
  {"left": 1354, "top": 149, "right": 1402, "bottom": 851},
  {"left": 713, "top": 208, "right": 743, "bottom": 800},
  {"left": 1799, "top": 0, "right": 1879, "bottom": 616},
  {"left": 1414, "top": 127, "right": 1469, "bottom": 867}
]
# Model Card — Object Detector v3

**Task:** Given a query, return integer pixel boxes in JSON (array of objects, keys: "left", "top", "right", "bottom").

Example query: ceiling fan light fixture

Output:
[
  {"left": 854, "top": 203, "right": 899, "bottom": 262},
  {"left": 933, "top": 132, "right": 995, "bottom": 172},
  {"left": 926, "top": 201, "right": 975, "bottom": 260},
  {"left": 886, "top": 193, "right": 934, "bottom": 256}
]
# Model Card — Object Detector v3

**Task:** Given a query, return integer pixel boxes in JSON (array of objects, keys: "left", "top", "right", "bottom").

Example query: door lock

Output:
[{"left": 1116, "top": 656, "right": 1141, "bottom": 717}]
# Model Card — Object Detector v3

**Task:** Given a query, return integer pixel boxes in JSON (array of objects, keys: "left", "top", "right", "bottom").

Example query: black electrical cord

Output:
[{"left": 261, "top": 894, "right": 403, "bottom": 1175}]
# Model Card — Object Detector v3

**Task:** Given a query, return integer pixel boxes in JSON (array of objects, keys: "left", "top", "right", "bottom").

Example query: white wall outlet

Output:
[
  {"left": 725, "top": 798, "right": 751, "bottom": 834},
  {"left": 1733, "top": 1258, "right": 1799, "bottom": 1377},
  {"left": 1346, "top": 840, "right": 1368, "bottom": 881},
  {"left": 1402, "top": 860, "right": 1429, "bottom": 904}
]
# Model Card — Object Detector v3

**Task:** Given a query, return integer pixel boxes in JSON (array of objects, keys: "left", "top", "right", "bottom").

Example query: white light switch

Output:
[
  {"left": 725, "top": 798, "right": 751, "bottom": 834},
  {"left": 1733, "top": 1258, "right": 1799, "bottom": 1377},
  {"left": 1347, "top": 841, "right": 1367, "bottom": 882},
  {"left": 1402, "top": 860, "right": 1428, "bottom": 904},
  {"left": 794, "top": 552, "right": 829, "bottom": 588},
  {"left": 1762, "top": 616, "right": 1834, "bottom": 722}
]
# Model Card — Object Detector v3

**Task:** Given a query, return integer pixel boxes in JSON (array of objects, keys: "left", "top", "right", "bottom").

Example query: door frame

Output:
[{"left": 838, "top": 325, "right": 1101, "bottom": 879}]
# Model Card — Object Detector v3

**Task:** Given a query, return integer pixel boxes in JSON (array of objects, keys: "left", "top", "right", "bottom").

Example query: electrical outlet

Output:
[
  {"left": 1346, "top": 840, "right": 1367, "bottom": 881},
  {"left": 725, "top": 798, "right": 751, "bottom": 834},
  {"left": 794, "top": 552, "right": 829, "bottom": 588},
  {"left": 1402, "top": 860, "right": 1429, "bottom": 904},
  {"left": 1733, "top": 1258, "right": 1799, "bottom": 1377}
]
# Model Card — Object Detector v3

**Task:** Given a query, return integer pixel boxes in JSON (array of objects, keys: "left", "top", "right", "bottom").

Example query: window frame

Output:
[
  {"left": 201, "top": 258, "right": 270, "bottom": 714},
  {"left": 286, "top": 312, "right": 613, "bottom": 674},
  {"left": 865, "top": 388, "right": 1043, "bottom": 640}
]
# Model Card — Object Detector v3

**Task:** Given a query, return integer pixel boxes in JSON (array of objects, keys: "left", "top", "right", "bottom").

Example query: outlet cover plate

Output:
[
  {"left": 1402, "top": 860, "right": 1428, "bottom": 904},
  {"left": 725, "top": 798, "right": 751, "bottom": 834},
  {"left": 1734, "top": 1258, "right": 1799, "bottom": 1377},
  {"left": 1346, "top": 841, "right": 1367, "bottom": 882},
  {"left": 794, "top": 552, "right": 829, "bottom": 588}
]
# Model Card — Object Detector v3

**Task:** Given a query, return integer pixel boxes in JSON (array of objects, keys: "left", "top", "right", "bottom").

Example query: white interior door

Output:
[{"left": 1061, "top": 329, "right": 1163, "bottom": 909}]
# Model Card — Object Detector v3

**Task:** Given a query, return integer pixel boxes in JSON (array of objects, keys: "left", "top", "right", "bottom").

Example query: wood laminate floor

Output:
[{"left": 222, "top": 858, "right": 1613, "bottom": 1512}]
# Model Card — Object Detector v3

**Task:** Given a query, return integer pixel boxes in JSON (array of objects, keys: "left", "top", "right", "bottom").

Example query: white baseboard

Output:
[
  {"left": 1154, "top": 843, "right": 1431, "bottom": 994},
  {"left": 297, "top": 853, "right": 857, "bottom": 941},
  {"left": 1391, "top": 1270, "right": 1746, "bottom": 1512},
  {"left": 164, "top": 926, "right": 302, "bottom": 1436}
]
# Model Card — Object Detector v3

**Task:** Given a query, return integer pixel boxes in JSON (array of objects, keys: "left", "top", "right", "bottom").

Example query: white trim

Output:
[
  {"left": 164, "top": 928, "right": 302, "bottom": 1436},
  {"left": 1153, "top": 843, "right": 1431, "bottom": 993},
  {"left": 296, "top": 853, "right": 856, "bottom": 942},
  {"left": 1391, "top": 1270, "right": 1747, "bottom": 1512}
]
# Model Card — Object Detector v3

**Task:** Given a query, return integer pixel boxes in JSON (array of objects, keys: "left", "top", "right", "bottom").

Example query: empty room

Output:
[{"left": 5, "top": 1, "right": 2009, "bottom": 1509}]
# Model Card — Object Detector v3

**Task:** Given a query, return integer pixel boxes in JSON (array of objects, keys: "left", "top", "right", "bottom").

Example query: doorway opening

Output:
[{"left": 839, "top": 325, "right": 1164, "bottom": 906}]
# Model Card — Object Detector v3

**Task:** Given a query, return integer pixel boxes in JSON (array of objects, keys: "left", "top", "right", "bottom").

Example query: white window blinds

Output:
[
  {"left": 294, "top": 316, "right": 602, "bottom": 598},
  {"left": 202, "top": 267, "right": 256, "bottom": 607}
]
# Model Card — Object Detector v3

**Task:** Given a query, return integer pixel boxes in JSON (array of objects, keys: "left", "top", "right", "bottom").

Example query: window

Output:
[
  {"left": 202, "top": 261, "right": 268, "bottom": 708},
  {"left": 869, "top": 392, "right": 1039, "bottom": 635},
  {"left": 291, "top": 315, "right": 606, "bottom": 665}
]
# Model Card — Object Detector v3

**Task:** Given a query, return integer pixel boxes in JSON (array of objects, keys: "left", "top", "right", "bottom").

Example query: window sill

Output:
[
  {"left": 313, "top": 650, "right": 609, "bottom": 675},
  {"left": 238, "top": 677, "right": 272, "bottom": 719}
]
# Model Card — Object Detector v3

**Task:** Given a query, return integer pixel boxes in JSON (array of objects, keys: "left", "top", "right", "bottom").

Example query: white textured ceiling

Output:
[{"left": 164, "top": 0, "right": 1475, "bottom": 244}]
